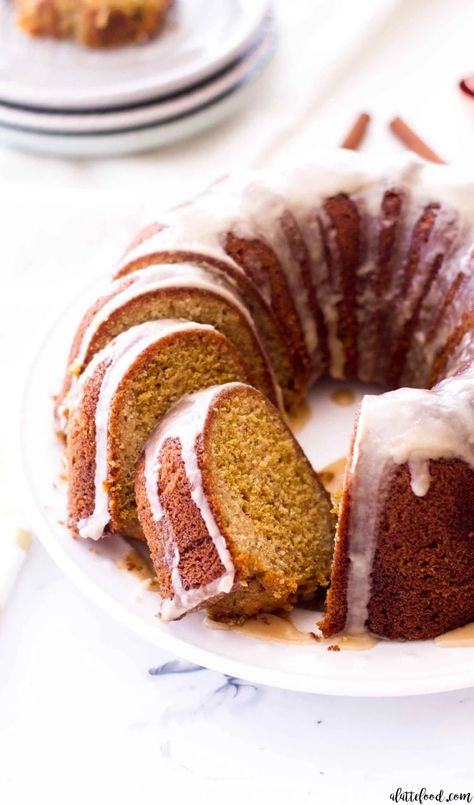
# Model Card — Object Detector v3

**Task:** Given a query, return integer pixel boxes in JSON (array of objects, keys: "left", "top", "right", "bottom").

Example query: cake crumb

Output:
[{"left": 331, "top": 389, "right": 354, "bottom": 406}]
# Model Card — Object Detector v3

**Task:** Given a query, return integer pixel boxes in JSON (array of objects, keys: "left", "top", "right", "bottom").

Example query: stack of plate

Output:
[{"left": 0, "top": 0, "right": 274, "bottom": 157}]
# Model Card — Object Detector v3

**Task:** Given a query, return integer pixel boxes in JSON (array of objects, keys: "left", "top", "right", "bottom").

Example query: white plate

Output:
[
  {"left": 0, "top": 71, "right": 266, "bottom": 157},
  {"left": 0, "top": 0, "right": 270, "bottom": 110},
  {"left": 0, "top": 23, "right": 273, "bottom": 134},
  {"left": 18, "top": 284, "right": 474, "bottom": 698}
]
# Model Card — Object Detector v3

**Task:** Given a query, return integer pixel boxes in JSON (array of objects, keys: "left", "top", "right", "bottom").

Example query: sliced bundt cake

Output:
[
  {"left": 135, "top": 383, "right": 336, "bottom": 621},
  {"left": 57, "top": 263, "right": 279, "bottom": 431},
  {"left": 63, "top": 150, "right": 474, "bottom": 639},
  {"left": 67, "top": 321, "right": 250, "bottom": 541},
  {"left": 17, "top": 0, "right": 173, "bottom": 48}
]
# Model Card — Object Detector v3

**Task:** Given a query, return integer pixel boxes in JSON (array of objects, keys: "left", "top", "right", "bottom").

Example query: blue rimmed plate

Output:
[{"left": 0, "top": 0, "right": 271, "bottom": 110}]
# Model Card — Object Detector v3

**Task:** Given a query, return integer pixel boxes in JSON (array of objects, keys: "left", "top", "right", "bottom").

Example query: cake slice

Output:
[
  {"left": 17, "top": 0, "right": 173, "bottom": 48},
  {"left": 116, "top": 250, "right": 298, "bottom": 413},
  {"left": 67, "top": 320, "right": 250, "bottom": 541},
  {"left": 56, "top": 263, "right": 279, "bottom": 432},
  {"left": 135, "top": 382, "right": 336, "bottom": 621}
]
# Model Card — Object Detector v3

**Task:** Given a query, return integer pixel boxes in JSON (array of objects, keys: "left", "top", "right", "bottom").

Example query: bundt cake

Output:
[
  {"left": 67, "top": 320, "right": 250, "bottom": 541},
  {"left": 135, "top": 382, "right": 336, "bottom": 621},
  {"left": 16, "top": 0, "right": 172, "bottom": 48},
  {"left": 61, "top": 150, "right": 474, "bottom": 638}
]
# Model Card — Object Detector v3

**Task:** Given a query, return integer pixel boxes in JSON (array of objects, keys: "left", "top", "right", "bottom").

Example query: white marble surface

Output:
[{"left": 1, "top": 0, "right": 474, "bottom": 801}]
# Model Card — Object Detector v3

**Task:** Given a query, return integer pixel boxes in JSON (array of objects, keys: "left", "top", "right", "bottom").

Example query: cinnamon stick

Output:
[
  {"left": 389, "top": 117, "right": 445, "bottom": 164},
  {"left": 340, "top": 112, "right": 371, "bottom": 150}
]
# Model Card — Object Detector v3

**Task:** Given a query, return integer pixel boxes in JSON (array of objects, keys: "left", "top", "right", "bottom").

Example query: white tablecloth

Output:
[{"left": 1, "top": 1, "right": 474, "bottom": 802}]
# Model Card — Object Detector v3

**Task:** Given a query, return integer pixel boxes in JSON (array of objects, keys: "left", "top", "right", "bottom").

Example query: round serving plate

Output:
[
  {"left": 0, "top": 22, "right": 273, "bottom": 134},
  {"left": 17, "top": 282, "right": 474, "bottom": 697},
  {"left": 0, "top": 0, "right": 271, "bottom": 111}
]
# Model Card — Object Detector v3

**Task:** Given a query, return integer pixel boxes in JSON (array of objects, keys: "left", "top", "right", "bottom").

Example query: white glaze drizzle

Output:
[
  {"left": 144, "top": 384, "right": 245, "bottom": 620},
  {"left": 121, "top": 154, "right": 396, "bottom": 375},
  {"left": 345, "top": 362, "right": 474, "bottom": 634},
  {"left": 125, "top": 151, "right": 423, "bottom": 269},
  {"left": 121, "top": 150, "right": 474, "bottom": 381},
  {"left": 74, "top": 320, "right": 216, "bottom": 541}
]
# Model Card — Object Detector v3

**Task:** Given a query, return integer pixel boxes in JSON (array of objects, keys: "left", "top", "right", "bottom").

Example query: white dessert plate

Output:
[
  {"left": 0, "top": 0, "right": 271, "bottom": 110},
  {"left": 18, "top": 283, "right": 474, "bottom": 698},
  {"left": 0, "top": 23, "right": 273, "bottom": 134}
]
